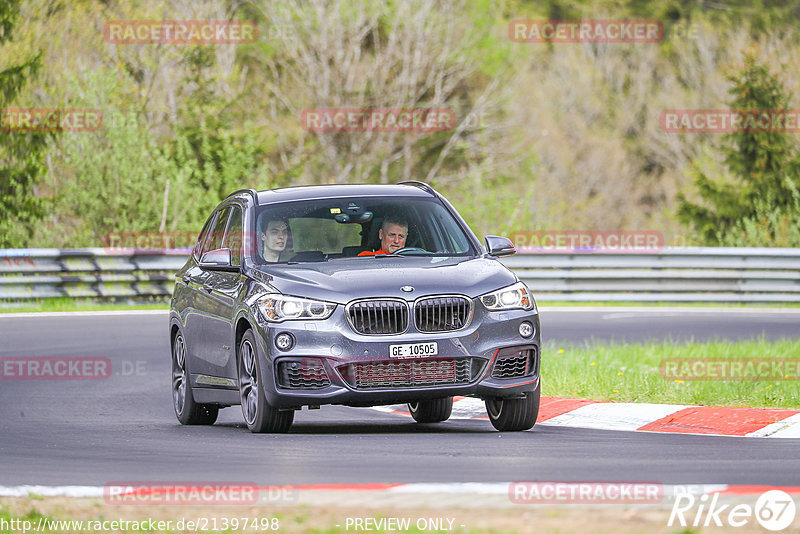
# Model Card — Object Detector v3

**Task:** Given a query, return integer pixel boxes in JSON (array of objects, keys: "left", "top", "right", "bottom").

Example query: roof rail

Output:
[
  {"left": 225, "top": 188, "right": 258, "bottom": 202},
  {"left": 397, "top": 181, "right": 436, "bottom": 195}
]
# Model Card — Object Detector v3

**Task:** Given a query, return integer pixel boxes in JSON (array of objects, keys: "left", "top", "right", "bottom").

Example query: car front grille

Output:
[
  {"left": 414, "top": 296, "right": 471, "bottom": 332},
  {"left": 347, "top": 299, "right": 409, "bottom": 335},
  {"left": 340, "top": 358, "right": 479, "bottom": 390},
  {"left": 276, "top": 359, "right": 331, "bottom": 389},
  {"left": 492, "top": 348, "right": 538, "bottom": 379}
]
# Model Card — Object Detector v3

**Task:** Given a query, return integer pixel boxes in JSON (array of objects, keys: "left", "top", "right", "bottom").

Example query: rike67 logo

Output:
[{"left": 669, "top": 490, "right": 797, "bottom": 531}]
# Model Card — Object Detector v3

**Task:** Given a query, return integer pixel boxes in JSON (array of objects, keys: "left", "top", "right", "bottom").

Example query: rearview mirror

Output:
[
  {"left": 199, "top": 248, "right": 240, "bottom": 272},
  {"left": 484, "top": 235, "right": 516, "bottom": 257}
]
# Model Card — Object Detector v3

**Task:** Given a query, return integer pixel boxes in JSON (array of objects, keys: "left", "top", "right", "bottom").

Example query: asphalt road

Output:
[
  {"left": 0, "top": 309, "right": 798, "bottom": 487},
  {"left": 542, "top": 306, "right": 800, "bottom": 343}
]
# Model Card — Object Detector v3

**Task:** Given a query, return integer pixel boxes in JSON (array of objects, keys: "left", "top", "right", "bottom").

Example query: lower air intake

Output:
[
  {"left": 492, "top": 348, "right": 538, "bottom": 379},
  {"left": 277, "top": 359, "right": 331, "bottom": 389},
  {"left": 340, "top": 358, "right": 479, "bottom": 390}
]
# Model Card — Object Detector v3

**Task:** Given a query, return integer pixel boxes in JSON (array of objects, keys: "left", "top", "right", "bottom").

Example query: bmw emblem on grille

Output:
[{"left": 401, "top": 286, "right": 414, "bottom": 293}]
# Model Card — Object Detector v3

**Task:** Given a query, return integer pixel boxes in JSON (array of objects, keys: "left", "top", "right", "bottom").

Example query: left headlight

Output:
[
  {"left": 258, "top": 294, "right": 336, "bottom": 322},
  {"left": 480, "top": 282, "right": 536, "bottom": 312}
]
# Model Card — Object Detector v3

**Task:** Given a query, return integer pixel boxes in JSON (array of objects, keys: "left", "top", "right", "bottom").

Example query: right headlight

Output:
[
  {"left": 479, "top": 282, "right": 536, "bottom": 312},
  {"left": 257, "top": 294, "right": 336, "bottom": 322}
]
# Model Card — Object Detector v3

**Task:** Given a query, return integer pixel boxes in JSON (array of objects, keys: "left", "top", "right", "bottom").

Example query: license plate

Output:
[{"left": 389, "top": 342, "right": 438, "bottom": 359}]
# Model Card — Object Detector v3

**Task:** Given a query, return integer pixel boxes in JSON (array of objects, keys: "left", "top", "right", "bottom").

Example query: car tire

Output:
[
  {"left": 408, "top": 397, "right": 453, "bottom": 423},
  {"left": 172, "top": 331, "right": 219, "bottom": 425},
  {"left": 485, "top": 383, "right": 540, "bottom": 432},
  {"left": 238, "top": 329, "right": 294, "bottom": 433}
]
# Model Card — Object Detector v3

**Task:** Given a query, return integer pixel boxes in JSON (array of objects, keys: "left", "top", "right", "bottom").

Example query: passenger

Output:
[
  {"left": 359, "top": 215, "right": 408, "bottom": 256},
  {"left": 260, "top": 217, "right": 290, "bottom": 262}
]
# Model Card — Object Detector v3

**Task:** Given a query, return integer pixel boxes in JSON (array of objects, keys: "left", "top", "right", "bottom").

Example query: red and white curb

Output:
[{"left": 376, "top": 396, "right": 800, "bottom": 438}]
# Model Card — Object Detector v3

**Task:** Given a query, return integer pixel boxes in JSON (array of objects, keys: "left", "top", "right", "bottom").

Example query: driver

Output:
[
  {"left": 260, "top": 216, "right": 291, "bottom": 262},
  {"left": 358, "top": 214, "right": 408, "bottom": 256}
]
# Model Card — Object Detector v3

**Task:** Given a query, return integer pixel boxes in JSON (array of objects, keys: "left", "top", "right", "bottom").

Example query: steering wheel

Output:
[{"left": 391, "top": 247, "right": 431, "bottom": 255}]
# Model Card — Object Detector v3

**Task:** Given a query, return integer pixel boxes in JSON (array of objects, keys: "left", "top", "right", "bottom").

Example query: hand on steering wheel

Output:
[{"left": 391, "top": 247, "right": 431, "bottom": 255}]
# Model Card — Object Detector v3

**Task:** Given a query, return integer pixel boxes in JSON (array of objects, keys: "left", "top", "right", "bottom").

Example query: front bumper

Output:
[{"left": 252, "top": 303, "right": 541, "bottom": 408}]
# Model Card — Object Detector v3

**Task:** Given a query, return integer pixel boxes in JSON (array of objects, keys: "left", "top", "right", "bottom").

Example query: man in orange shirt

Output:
[{"left": 358, "top": 215, "right": 408, "bottom": 256}]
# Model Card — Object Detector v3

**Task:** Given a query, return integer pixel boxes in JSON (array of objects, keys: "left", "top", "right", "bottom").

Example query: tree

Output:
[
  {"left": 0, "top": 0, "right": 48, "bottom": 247},
  {"left": 247, "top": 0, "right": 507, "bottom": 186},
  {"left": 677, "top": 51, "right": 800, "bottom": 244},
  {"left": 49, "top": 68, "right": 271, "bottom": 248}
]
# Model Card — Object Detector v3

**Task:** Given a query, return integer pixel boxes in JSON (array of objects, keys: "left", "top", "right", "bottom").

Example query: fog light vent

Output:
[{"left": 277, "top": 358, "right": 330, "bottom": 389}]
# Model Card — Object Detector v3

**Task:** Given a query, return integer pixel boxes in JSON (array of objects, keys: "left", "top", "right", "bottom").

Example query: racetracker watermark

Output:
[
  {"left": 512, "top": 230, "right": 664, "bottom": 253},
  {"left": 1, "top": 108, "right": 102, "bottom": 132},
  {"left": 661, "top": 109, "right": 800, "bottom": 133},
  {"left": 509, "top": 482, "right": 663, "bottom": 504},
  {"left": 104, "top": 20, "right": 257, "bottom": 44},
  {"left": 1, "top": 357, "right": 111, "bottom": 380},
  {"left": 301, "top": 108, "right": 455, "bottom": 132},
  {"left": 104, "top": 483, "right": 295, "bottom": 505},
  {"left": 0, "top": 256, "right": 34, "bottom": 269},
  {"left": 509, "top": 19, "right": 663, "bottom": 43},
  {"left": 104, "top": 231, "right": 199, "bottom": 253},
  {"left": 661, "top": 358, "right": 800, "bottom": 381}
]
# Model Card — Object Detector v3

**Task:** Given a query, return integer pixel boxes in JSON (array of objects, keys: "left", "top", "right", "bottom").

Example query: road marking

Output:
[
  {"left": 640, "top": 407, "right": 800, "bottom": 436},
  {"left": 376, "top": 397, "right": 800, "bottom": 437},
  {"left": 542, "top": 402, "right": 689, "bottom": 432},
  {"left": 746, "top": 412, "right": 800, "bottom": 438}
]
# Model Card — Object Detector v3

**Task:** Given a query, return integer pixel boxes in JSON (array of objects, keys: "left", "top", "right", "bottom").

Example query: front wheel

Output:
[
  {"left": 172, "top": 331, "right": 218, "bottom": 425},
  {"left": 408, "top": 397, "right": 453, "bottom": 423},
  {"left": 238, "top": 330, "right": 294, "bottom": 433},
  {"left": 485, "top": 384, "right": 540, "bottom": 431}
]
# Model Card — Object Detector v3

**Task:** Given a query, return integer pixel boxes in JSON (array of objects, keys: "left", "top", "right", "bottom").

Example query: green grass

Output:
[
  {"left": 0, "top": 297, "right": 169, "bottom": 313},
  {"left": 543, "top": 337, "right": 800, "bottom": 408},
  {"left": 0, "top": 506, "right": 52, "bottom": 533}
]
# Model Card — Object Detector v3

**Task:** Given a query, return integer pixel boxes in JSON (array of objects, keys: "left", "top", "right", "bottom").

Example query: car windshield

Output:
[{"left": 251, "top": 196, "right": 475, "bottom": 264}]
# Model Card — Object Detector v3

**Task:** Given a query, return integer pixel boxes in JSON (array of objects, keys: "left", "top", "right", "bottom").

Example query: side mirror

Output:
[
  {"left": 199, "top": 248, "right": 240, "bottom": 272},
  {"left": 484, "top": 235, "right": 516, "bottom": 257}
]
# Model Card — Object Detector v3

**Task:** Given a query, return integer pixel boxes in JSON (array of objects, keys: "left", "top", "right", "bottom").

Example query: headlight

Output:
[
  {"left": 480, "top": 282, "right": 535, "bottom": 312},
  {"left": 258, "top": 294, "right": 336, "bottom": 322}
]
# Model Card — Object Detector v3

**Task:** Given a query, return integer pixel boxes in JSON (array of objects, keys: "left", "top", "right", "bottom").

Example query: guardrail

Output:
[
  {"left": 505, "top": 247, "right": 800, "bottom": 302},
  {"left": 1, "top": 247, "right": 799, "bottom": 303},
  {"left": 0, "top": 249, "right": 187, "bottom": 301}
]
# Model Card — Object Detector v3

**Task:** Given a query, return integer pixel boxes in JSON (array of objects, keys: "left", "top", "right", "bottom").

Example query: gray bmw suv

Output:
[{"left": 169, "top": 181, "right": 541, "bottom": 433}]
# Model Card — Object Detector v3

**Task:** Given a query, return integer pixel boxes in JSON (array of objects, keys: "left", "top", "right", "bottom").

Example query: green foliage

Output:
[
  {"left": 6, "top": 1, "right": 800, "bottom": 247},
  {"left": 717, "top": 182, "right": 800, "bottom": 247},
  {"left": 53, "top": 112, "right": 271, "bottom": 246},
  {"left": 509, "top": 0, "right": 800, "bottom": 31},
  {"left": 46, "top": 68, "right": 271, "bottom": 247},
  {"left": 173, "top": 46, "right": 271, "bottom": 200},
  {"left": 678, "top": 51, "right": 800, "bottom": 245},
  {"left": 56, "top": 110, "right": 172, "bottom": 244},
  {"left": 0, "top": 0, "right": 47, "bottom": 247}
]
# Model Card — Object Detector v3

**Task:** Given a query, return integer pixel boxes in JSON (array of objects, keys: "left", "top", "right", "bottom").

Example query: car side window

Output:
[
  {"left": 193, "top": 214, "right": 217, "bottom": 260},
  {"left": 223, "top": 206, "right": 243, "bottom": 265},
  {"left": 204, "top": 206, "right": 232, "bottom": 255}
]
